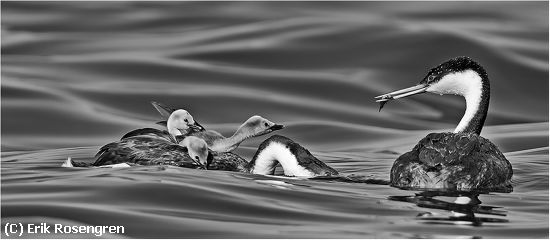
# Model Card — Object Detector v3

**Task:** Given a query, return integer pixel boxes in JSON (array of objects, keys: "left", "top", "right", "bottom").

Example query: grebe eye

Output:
[
  {"left": 428, "top": 75, "right": 435, "bottom": 82},
  {"left": 264, "top": 123, "right": 269, "bottom": 127},
  {"left": 195, "top": 156, "right": 199, "bottom": 160},
  {"left": 184, "top": 119, "right": 189, "bottom": 123}
]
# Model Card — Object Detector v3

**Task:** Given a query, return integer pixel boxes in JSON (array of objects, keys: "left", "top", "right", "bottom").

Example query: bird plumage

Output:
[
  {"left": 376, "top": 56, "right": 513, "bottom": 190},
  {"left": 121, "top": 128, "right": 173, "bottom": 142},
  {"left": 151, "top": 101, "right": 284, "bottom": 153},
  {"left": 246, "top": 135, "right": 338, "bottom": 177},
  {"left": 390, "top": 132, "right": 512, "bottom": 191},
  {"left": 93, "top": 136, "right": 202, "bottom": 168}
]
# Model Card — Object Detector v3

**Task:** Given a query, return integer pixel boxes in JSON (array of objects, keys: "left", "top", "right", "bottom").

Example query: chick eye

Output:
[
  {"left": 264, "top": 123, "right": 269, "bottom": 127},
  {"left": 184, "top": 119, "right": 189, "bottom": 123}
]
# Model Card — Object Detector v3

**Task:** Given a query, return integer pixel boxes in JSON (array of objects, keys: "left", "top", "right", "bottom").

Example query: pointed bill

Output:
[
  {"left": 190, "top": 121, "right": 206, "bottom": 132},
  {"left": 375, "top": 84, "right": 429, "bottom": 111}
]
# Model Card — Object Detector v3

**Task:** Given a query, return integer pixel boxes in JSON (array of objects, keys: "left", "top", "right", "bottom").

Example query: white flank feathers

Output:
[{"left": 252, "top": 142, "right": 314, "bottom": 177}]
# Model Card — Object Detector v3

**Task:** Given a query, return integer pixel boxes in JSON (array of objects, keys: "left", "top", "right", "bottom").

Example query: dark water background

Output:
[{"left": 1, "top": 1, "right": 548, "bottom": 238}]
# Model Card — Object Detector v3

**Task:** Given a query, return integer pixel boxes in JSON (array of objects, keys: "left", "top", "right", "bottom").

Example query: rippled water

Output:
[{"left": 2, "top": 2, "right": 548, "bottom": 238}]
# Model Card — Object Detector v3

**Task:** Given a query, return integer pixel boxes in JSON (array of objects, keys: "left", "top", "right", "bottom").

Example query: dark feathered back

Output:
[
  {"left": 248, "top": 135, "right": 338, "bottom": 176},
  {"left": 93, "top": 137, "right": 198, "bottom": 168},
  {"left": 391, "top": 132, "right": 512, "bottom": 191}
]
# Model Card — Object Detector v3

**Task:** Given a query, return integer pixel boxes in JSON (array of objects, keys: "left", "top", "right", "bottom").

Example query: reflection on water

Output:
[
  {"left": 1, "top": 1, "right": 549, "bottom": 238},
  {"left": 389, "top": 191, "right": 508, "bottom": 228}
]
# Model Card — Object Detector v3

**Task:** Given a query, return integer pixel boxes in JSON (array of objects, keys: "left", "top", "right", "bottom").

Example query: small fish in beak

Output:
[{"left": 375, "top": 84, "right": 429, "bottom": 111}]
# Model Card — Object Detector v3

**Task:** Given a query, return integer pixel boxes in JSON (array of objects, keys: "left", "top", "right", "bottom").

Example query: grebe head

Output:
[
  {"left": 153, "top": 101, "right": 206, "bottom": 133},
  {"left": 179, "top": 136, "right": 209, "bottom": 168},
  {"left": 166, "top": 109, "right": 202, "bottom": 137},
  {"left": 375, "top": 56, "right": 490, "bottom": 134},
  {"left": 237, "top": 115, "right": 284, "bottom": 137}
]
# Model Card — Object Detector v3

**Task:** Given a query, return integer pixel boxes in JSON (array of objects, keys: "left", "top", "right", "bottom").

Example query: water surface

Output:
[{"left": 1, "top": 2, "right": 548, "bottom": 238}]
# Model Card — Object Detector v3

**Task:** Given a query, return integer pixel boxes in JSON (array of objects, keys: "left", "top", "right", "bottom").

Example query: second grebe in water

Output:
[
  {"left": 375, "top": 56, "right": 512, "bottom": 191},
  {"left": 207, "top": 135, "right": 339, "bottom": 178}
]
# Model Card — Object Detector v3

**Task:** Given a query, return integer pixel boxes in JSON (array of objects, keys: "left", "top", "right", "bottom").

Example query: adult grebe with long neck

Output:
[
  {"left": 151, "top": 101, "right": 284, "bottom": 152},
  {"left": 206, "top": 135, "right": 339, "bottom": 177},
  {"left": 375, "top": 56, "right": 513, "bottom": 191}
]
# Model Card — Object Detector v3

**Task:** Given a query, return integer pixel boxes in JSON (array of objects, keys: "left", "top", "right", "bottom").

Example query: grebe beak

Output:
[
  {"left": 189, "top": 121, "right": 205, "bottom": 132},
  {"left": 192, "top": 159, "right": 206, "bottom": 169},
  {"left": 196, "top": 164, "right": 207, "bottom": 170},
  {"left": 374, "top": 84, "right": 429, "bottom": 111},
  {"left": 269, "top": 124, "right": 285, "bottom": 131}
]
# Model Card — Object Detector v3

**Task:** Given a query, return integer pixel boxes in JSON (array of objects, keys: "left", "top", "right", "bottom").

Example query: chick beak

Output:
[
  {"left": 374, "top": 84, "right": 429, "bottom": 111},
  {"left": 196, "top": 164, "right": 206, "bottom": 170},
  {"left": 193, "top": 159, "right": 206, "bottom": 169},
  {"left": 269, "top": 124, "right": 285, "bottom": 131},
  {"left": 189, "top": 121, "right": 205, "bottom": 132}
]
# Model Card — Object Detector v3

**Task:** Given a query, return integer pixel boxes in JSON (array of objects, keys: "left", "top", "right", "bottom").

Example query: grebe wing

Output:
[
  {"left": 121, "top": 128, "right": 173, "bottom": 142},
  {"left": 151, "top": 101, "right": 176, "bottom": 119},
  {"left": 155, "top": 120, "right": 168, "bottom": 127},
  {"left": 287, "top": 141, "right": 339, "bottom": 176}
]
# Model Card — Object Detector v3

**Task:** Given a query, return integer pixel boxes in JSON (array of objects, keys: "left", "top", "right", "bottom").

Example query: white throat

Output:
[
  {"left": 251, "top": 142, "right": 314, "bottom": 177},
  {"left": 426, "top": 70, "right": 483, "bottom": 133}
]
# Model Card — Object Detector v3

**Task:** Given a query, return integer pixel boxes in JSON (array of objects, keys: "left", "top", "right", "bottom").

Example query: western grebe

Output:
[{"left": 376, "top": 56, "right": 512, "bottom": 190}]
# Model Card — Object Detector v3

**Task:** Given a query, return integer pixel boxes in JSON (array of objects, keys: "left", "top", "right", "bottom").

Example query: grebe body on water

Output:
[
  {"left": 65, "top": 109, "right": 210, "bottom": 168},
  {"left": 66, "top": 133, "right": 337, "bottom": 178},
  {"left": 93, "top": 136, "right": 210, "bottom": 168},
  {"left": 376, "top": 56, "right": 512, "bottom": 191},
  {"left": 207, "top": 135, "right": 339, "bottom": 178}
]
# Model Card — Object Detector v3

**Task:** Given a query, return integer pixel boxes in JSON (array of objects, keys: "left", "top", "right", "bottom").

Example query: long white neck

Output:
[
  {"left": 427, "top": 70, "right": 489, "bottom": 134},
  {"left": 454, "top": 72, "right": 483, "bottom": 133},
  {"left": 210, "top": 124, "right": 254, "bottom": 152},
  {"left": 247, "top": 142, "right": 314, "bottom": 177}
]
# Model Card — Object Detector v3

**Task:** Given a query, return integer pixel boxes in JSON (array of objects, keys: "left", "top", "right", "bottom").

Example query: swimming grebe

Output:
[
  {"left": 375, "top": 56, "right": 513, "bottom": 190},
  {"left": 80, "top": 109, "right": 210, "bottom": 168},
  {"left": 151, "top": 101, "right": 284, "bottom": 153},
  {"left": 65, "top": 136, "right": 210, "bottom": 168},
  {"left": 207, "top": 135, "right": 339, "bottom": 177}
]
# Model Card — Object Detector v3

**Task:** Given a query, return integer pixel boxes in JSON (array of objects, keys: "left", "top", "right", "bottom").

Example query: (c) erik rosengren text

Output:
[{"left": 4, "top": 222, "right": 125, "bottom": 237}]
